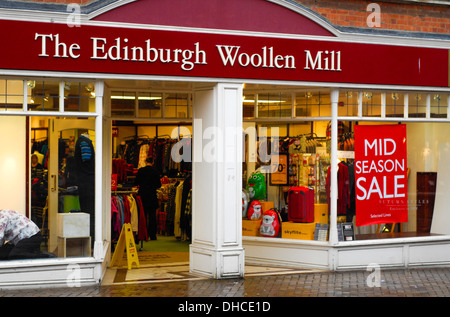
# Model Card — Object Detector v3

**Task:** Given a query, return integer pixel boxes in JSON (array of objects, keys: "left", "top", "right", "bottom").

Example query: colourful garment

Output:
[{"left": 0, "top": 210, "right": 40, "bottom": 245}]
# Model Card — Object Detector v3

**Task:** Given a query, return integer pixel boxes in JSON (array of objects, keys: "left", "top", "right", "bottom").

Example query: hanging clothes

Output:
[
  {"left": 111, "top": 193, "right": 147, "bottom": 242},
  {"left": 181, "top": 189, "right": 192, "bottom": 241},
  {"left": 180, "top": 175, "right": 192, "bottom": 240},
  {"left": 135, "top": 195, "right": 148, "bottom": 242},
  {"left": 326, "top": 162, "right": 350, "bottom": 216},
  {"left": 111, "top": 197, "right": 121, "bottom": 242},
  {"left": 174, "top": 181, "right": 184, "bottom": 239}
]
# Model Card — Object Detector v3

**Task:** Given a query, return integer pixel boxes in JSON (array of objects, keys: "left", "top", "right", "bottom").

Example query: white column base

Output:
[{"left": 190, "top": 244, "right": 245, "bottom": 279}]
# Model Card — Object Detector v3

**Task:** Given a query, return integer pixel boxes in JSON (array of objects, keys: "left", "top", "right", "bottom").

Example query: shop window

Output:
[
  {"left": 243, "top": 120, "right": 331, "bottom": 240},
  {"left": 408, "top": 93, "right": 427, "bottom": 118},
  {"left": 111, "top": 91, "right": 136, "bottom": 117},
  {"left": 0, "top": 79, "right": 23, "bottom": 111},
  {"left": 165, "top": 93, "right": 189, "bottom": 118},
  {"left": 295, "top": 91, "right": 331, "bottom": 117},
  {"left": 0, "top": 116, "right": 97, "bottom": 261},
  {"left": 27, "top": 81, "right": 60, "bottom": 112},
  {"left": 430, "top": 94, "right": 448, "bottom": 118},
  {"left": 63, "top": 82, "right": 96, "bottom": 112},
  {"left": 338, "top": 91, "right": 358, "bottom": 117},
  {"left": 138, "top": 92, "right": 162, "bottom": 118},
  {"left": 361, "top": 91, "right": 381, "bottom": 117},
  {"left": 243, "top": 93, "right": 255, "bottom": 119},
  {"left": 385, "top": 92, "right": 405, "bottom": 118},
  {"left": 257, "top": 92, "right": 291, "bottom": 118}
]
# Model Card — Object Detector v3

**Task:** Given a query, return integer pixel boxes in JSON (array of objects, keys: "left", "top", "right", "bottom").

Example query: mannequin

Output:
[
  {"left": 32, "top": 151, "right": 44, "bottom": 165},
  {"left": 74, "top": 131, "right": 95, "bottom": 247}
]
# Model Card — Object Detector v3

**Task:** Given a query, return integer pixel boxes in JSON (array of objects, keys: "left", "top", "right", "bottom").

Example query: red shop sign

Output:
[
  {"left": 354, "top": 124, "right": 408, "bottom": 227},
  {"left": 0, "top": 19, "right": 447, "bottom": 87}
]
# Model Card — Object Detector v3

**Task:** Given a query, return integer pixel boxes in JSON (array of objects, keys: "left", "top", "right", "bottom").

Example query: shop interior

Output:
[
  {"left": 2, "top": 78, "right": 449, "bottom": 263},
  {"left": 241, "top": 88, "right": 450, "bottom": 242},
  {"left": 107, "top": 80, "right": 194, "bottom": 266}
]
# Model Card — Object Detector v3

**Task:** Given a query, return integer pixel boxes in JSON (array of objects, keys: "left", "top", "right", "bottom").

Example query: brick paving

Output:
[{"left": 1, "top": 267, "right": 450, "bottom": 297}]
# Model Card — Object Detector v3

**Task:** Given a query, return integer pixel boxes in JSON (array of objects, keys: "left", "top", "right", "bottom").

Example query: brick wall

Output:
[{"left": 295, "top": 0, "right": 450, "bottom": 34}]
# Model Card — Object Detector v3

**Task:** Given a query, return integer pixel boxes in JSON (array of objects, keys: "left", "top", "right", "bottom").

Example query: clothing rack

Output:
[{"left": 111, "top": 191, "right": 148, "bottom": 249}]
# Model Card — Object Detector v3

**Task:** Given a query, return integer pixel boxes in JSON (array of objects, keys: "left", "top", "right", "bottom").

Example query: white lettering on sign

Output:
[
  {"left": 304, "top": 50, "right": 341, "bottom": 71},
  {"left": 34, "top": 33, "right": 344, "bottom": 73},
  {"left": 35, "top": 33, "right": 80, "bottom": 58},
  {"left": 216, "top": 45, "right": 295, "bottom": 69},
  {"left": 90, "top": 38, "right": 207, "bottom": 71},
  {"left": 355, "top": 137, "right": 406, "bottom": 200},
  {"left": 364, "top": 138, "right": 396, "bottom": 156}
]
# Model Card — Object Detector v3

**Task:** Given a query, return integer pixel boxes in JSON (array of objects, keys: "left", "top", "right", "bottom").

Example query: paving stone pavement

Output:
[{"left": 1, "top": 267, "right": 450, "bottom": 298}]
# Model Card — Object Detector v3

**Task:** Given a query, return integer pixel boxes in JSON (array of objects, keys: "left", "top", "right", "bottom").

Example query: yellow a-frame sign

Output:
[{"left": 110, "top": 223, "right": 140, "bottom": 270}]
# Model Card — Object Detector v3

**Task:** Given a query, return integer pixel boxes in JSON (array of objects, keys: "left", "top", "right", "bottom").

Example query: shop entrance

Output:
[
  {"left": 107, "top": 80, "right": 193, "bottom": 270},
  {"left": 105, "top": 80, "right": 245, "bottom": 280}
]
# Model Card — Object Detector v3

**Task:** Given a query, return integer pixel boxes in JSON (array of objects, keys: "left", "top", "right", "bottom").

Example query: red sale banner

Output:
[{"left": 354, "top": 124, "right": 408, "bottom": 227}]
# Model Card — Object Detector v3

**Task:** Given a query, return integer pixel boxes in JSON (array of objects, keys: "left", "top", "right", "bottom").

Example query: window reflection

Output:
[
  {"left": 63, "top": 82, "right": 95, "bottom": 112},
  {"left": 408, "top": 93, "right": 427, "bottom": 118},
  {"left": 295, "top": 90, "right": 331, "bottom": 117},
  {"left": 28, "top": 81, "right": 60, "bottom": 111},
  {"left": 430, "top": 94, "right": 448, "bottom": 118},
  {"left": 361, "top": 91, "right": 381, "bottom": 117},
  {"left": 386, "top": 92, "right": 405, "bottom": 118}
]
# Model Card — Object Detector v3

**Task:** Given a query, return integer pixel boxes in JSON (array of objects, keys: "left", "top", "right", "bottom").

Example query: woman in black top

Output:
[{"left": 135, "top": 157, "right": 161, "bottom": 240}]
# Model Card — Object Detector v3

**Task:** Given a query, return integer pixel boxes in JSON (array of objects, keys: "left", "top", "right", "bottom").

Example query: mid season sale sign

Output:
[{"left": 354, "top": 125, "right": 408, "bottom": 227}]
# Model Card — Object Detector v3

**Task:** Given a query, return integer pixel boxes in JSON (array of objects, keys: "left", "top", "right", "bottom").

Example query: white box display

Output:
[{"left": 57, "top": 213, "right": 90, "bottom": 238}]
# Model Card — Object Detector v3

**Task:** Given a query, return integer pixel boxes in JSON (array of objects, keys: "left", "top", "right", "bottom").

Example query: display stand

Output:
[
  {"left": 110, "top": 223, "right": 140, "bottom": 270},
  {"left": 57, "top": 236, "right": 91, "bottom": 257}
]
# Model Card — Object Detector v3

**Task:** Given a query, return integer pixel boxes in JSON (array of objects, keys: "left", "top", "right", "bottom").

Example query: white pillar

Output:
[
  {"left": 190, "top": 83, "right": 245, "bottom": 279},
  {"left": 94, "top": 80, "right": 104, "bottom": 259},
  {"left": 329, "top": 89, "right": 339, "bottom": 246}
]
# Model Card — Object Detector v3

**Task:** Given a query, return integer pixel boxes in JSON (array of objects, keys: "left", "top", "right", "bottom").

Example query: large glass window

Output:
[
  {"left": 0, "top": 77, "right": 99, "bottom": 261},
  {"left": 347, "top": 121, "right": 450, "bottom": 239},
  {"left": 0, "top": 115, "right": 96, "bottom": 261},
  {"left": 242, "top": 86, "right": 450, "bottom": 244},
  {"left": 243, "top": 118, "right": 330, "bottom": 241}
]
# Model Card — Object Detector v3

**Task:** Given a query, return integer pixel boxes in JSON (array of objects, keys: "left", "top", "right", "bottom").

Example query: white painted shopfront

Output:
[{"left": 0, "top": 0, "right": 449, "bottom": 289}]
